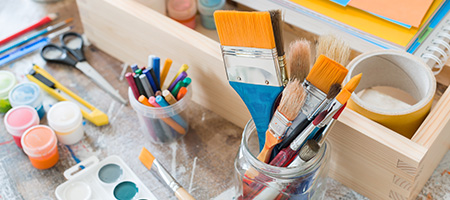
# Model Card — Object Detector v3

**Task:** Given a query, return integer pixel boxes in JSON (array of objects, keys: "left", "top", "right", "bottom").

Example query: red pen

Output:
[
  {"left": 125, "top": 72, "right": 139, "bottom": 99},
  {"left": 0, "top": 13, "right": 58, "bottom": 45}
]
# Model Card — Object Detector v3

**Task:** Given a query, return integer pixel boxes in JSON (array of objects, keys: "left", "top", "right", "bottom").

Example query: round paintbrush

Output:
[
  {"left": 287, "top": 39, "right": 311, "bottom": 82},
  {"left": 316, "top": 34, "right": 351, "bottom": 67}
]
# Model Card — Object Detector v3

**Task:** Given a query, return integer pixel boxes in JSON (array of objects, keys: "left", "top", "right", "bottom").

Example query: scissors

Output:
[{"left": 40, "top": 32, "right": 127, "bottom": 104}]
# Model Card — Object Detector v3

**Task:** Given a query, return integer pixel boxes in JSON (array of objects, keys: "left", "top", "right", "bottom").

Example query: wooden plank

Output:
[{"left": 77, "top": 0, "right": 251, "bottom": 128}]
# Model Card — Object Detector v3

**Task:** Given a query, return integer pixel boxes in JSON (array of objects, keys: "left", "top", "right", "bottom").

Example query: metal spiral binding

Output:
[{"left": 421, "top": 20, "right": 450, "bottom": 75}]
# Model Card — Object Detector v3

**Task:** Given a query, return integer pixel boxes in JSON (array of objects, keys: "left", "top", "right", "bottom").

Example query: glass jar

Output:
[{"left": 233, "top": 120, "right": 330, "bottom": 200}]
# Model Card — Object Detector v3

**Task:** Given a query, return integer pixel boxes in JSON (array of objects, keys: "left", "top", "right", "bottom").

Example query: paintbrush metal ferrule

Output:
[
  {"left": 278, "top": 55, "right": 287, "bottom": 86},
  {"left": 221, "top": 45, "right": 282, "bottom": 87},
  {"left": 268, "top": 110, "right": 292, "bottom": 140},
  {"left": 290, "top": 123, "right": 316, "bottom": 151},
  {"left": 318, "top": 101, "right": 344, "bottom": 127},
  {"left": 153, "top": 160, "right": 181, "bottom": 192},
  {"left": 302, "top": 81, "right": 327, "bottom": 119}
]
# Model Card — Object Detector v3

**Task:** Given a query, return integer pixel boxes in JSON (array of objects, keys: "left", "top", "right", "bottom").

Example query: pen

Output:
[{"left": 168, "top": 71, "right": 187, "bottom": 91}]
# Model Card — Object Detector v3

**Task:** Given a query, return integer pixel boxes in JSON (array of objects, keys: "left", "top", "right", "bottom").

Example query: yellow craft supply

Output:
[
  {"left": 162, "top": 90, "right": 178, "bottom": 105},
  {"left": 160, "top": 58, "right": 173, "bottom": 88},
  {"left": 27, "top": 64, "right": 109, "bottom": 126},
  {"left": 168, "top": 64, "right": 189, "bottom": 86}
]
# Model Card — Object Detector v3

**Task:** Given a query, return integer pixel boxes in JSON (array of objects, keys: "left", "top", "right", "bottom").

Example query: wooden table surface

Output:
[{"left": 0, "top": 0, "right": 449, "bottom": 199}]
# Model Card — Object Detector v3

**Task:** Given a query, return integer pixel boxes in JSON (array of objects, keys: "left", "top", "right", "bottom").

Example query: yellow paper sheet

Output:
[
  {"left": 289, "top": 0, "right": 442, "bottom": 46},
  {"left": 348, "top": 0, "right": 434, "bottom": 28}
]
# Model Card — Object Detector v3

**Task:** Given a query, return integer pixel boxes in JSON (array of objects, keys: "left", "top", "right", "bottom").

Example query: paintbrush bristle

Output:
[
  {"left": 270, "top": 10, "right": 284, "bottom": 55},
  {"left": 312, "top": 110, "right": 327, "bottom": 126},
  {"left": 277, "top": 79, "right": 306, "bottom": 120},
  {"left": 327, "top": 83, "right": 342, "bottom": 99},
  {"left": 306, "top": 55, "right": 348, "bottom": 93},
  {"left": 316, "top": 34, "right": 351, "bottom": 66},
  {"left": 214, "top": 10, "right": 275, "bottom": 49},
  {"left": 299, "top": 140, "right": 320, "bottom": 162},
  {"left": 139, "top": 147, "right": 155, "bottom": 170},
  {"left": 344, "top": 73, "right": 362, "bottom": 93},
  {"left": 287, "top": 39, "right": 311, "bottom": 81}
]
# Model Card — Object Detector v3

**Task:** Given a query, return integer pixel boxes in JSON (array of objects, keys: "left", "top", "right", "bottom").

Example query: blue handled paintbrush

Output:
[{"left": 215, "top": 11, "right": 285, "bottom": 150}]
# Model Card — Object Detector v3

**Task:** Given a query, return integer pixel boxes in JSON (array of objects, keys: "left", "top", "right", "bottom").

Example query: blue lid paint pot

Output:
[
  {"left": 98, "top": 163, "right": 123, "bottom": 184},
  {"left": 197, "top": 0, "right": 225, "bottom": 29},
  {"left": 0, "top": 71, "right": 17, "bottom": 113},
  {"left": 114, "top": 181, "right": 139, "bottom": 200},
  {"left": 9, "top": 82, "right": 45, "bottom": 119}
]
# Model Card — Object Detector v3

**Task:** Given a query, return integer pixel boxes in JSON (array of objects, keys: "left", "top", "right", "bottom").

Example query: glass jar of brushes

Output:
[{"left": 233, "top": 120, "right": 330, "bottom": 200}]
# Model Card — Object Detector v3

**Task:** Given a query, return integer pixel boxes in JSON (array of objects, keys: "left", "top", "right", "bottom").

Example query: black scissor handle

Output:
[
  {"left": 41, "top": 44, "right": 78, "bottom": 66},
  {"left": 60, "top": 32, "right": 85, "bottom": 62}
]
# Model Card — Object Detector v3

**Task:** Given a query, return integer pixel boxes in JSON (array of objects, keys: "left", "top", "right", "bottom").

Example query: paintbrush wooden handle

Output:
[{"left": 175, "top": 187, "right": 195, "bottom": 200}]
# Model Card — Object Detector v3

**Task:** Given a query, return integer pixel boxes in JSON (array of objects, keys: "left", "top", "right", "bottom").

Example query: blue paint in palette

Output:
[
  {"left": 114, "top": 181, "right": 139, "bottom": 200},
  {"left": 98, "top": 163, "right": 123, "bottom": 184}
]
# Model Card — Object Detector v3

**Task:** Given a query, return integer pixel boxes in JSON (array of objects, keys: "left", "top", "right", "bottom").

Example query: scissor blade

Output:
[{"left": 75, "top": 62, "right": 127, "bottom": 104}]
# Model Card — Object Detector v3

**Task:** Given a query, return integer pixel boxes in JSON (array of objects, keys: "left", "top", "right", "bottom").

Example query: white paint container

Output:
[{"left": 47, "top": 101, "right": 84, "bottom": 145}]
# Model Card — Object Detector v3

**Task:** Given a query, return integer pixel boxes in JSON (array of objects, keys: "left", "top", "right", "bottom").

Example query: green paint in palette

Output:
[{"left": 114, "top": 181, "right": 139, "bottom": 200}]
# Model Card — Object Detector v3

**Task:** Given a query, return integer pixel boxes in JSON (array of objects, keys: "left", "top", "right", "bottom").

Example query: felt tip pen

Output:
[
  {"left": 133, "top": 74, "right": 146, "bottom": 98},
  {"left": 139, "top": 74, "right": 155, "bottom": 97},
  {"left": 131, "top": 64, "right": 138, "bottom": 72},
  {"left": 125, "top": 72, "right": 139, "bottom": 99},
  {"left": 168, "top": 71, "right": 187, "bottom": 91},
  {"left": 160, "top": 58, "right": 173, "bottom": 87},
  {"left": 148, "top": 55, "right": 161, "bottom": 85},
  {"left": 169, "top": 64, "right": 189, "bottom": 86},
  {"left": 155, "top": 96, "right": 187, "bottom": 128}
]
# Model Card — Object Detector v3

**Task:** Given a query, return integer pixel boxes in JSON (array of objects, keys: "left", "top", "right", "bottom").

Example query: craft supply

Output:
[
  {"left": 163, "top": 90, "right": 178, "bottom": 105},
  {"left": 0, "top": 13, "right": 58, "bottom": 45},
  {"left": 131, "top": 64, "right": 139, "bottom": 72},
  {"left": 167, "top": 0, "right": 197, "bottom": 29},
  {"left": 134, "top": 73, "right": 146, "bottom": 97},
  {"left": 169, "top": 64, "right": 189, "bottom": 86},
  {"left": 125, "top": 72, "right": 139, "bottom": 99},
  {"left": 197, "top": 0, "right": 225, "bottom": 29},
  {"left": 139, "top": 147, "right": 195, "bottom": 200},
  {"left": 0, "top": 70, "right": 16, "bottom": 113},
  {"left": 140, "top": 74, "right": 155, "bottom": 97},
  {"left": 346, "top": 50, "right": 436, "bottom": 138},
  {"left": 40, "top": 31, "right": 126, "bottom": 104},
  {"left": 139, "top": 95, "right": 152, "bottom": 106},
  {"left": 171, "top": 77, "right": 191, "bottom": 97},
  {"left": 256, "top": 80, "right": 306, "bottom": 163},
  {"left": 155, "top": 90, "right": 162, "bottom": 97},
  {"left": 47, "top": 101, "right": 84, "bottom": 145},
  {"left": 155, "top": 95, "right": 188, "bottom": 128},
  {"left": 9, "top": 82, "right": 45, "bottom": 119},
  {"left": 168, "top": 71, "right": 187, "bottom": 91},
  {"left": 160, "top": 58, "right": 173, "bottom": 87},
  {"left": 55, "top": 156, "right": 157, "bottom": 200},
  {"left": 148, "top": 55, "right": 160, "bottom": 85},
  {"left": 177, "top": 87, "right": 188, "bottom": 100},
  {"left": 0, "top": 26, "right": 72, "bottom": 67},
  {"left": 270, "top": 10, "right": 288, "bottom": 85},
  {"left": 27, "top": 64, "right": 109, "bottom": 126},
  {"left": 143, "top": 68, "right": 159, "bottom": 92},
  {"left": 21, "top": 125, "right": 59, "bottom": 170},
  {"left": 286, "top": 39, "right": 311, "bottom": 81},
  {"left": 4, "top": 106, "right": 40, "bottom": 148},
  {"left": 0, "top": 18, "right": 73, "bottom": 55},
  {"left": 215, "top": 11, "right": 284, "bottom": 150},
  {"left": 316, "top": 34, "right": 351, "bottom": 66}
]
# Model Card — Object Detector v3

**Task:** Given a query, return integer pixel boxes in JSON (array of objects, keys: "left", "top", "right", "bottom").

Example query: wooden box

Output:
[{"left": 75, "top": 0, "right": 450, "bottom": 199}]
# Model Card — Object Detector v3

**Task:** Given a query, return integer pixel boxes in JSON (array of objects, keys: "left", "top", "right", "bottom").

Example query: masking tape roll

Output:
[{"left": 345, "top": 50, "right": 436, "bottom": 138}]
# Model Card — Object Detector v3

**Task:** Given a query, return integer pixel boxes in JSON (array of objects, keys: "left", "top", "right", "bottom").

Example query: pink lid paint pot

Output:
[
  {"left": 168, "top": 0, "right": 197, "bottom": 29},
  {"left": 4, "top": 105, "right": 40, "bottom": 148},
  {"left": 47, "top": 101, "right": 84, "bottom": 145}
]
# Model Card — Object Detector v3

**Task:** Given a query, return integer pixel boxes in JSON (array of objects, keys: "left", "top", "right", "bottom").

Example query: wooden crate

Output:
[{"left": 75, "top": 0, "right": 450, "bottom": 199}]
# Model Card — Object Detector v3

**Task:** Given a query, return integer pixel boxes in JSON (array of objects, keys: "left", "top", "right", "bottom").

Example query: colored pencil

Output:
[{"left": 0, "top": 13, "right": 58, "bottom": 45}]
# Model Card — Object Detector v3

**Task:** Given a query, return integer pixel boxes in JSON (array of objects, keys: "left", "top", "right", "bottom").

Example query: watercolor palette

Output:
[{"left": 55, "top": 156, "right": 156, "bottom": 200}]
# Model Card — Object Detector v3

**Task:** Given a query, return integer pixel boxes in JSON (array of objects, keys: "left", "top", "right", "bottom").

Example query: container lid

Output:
[
  {"left": 168, "top": 0, "right": 197, "bottom": 21},
  {"left": 9, "top": 82, "right": 42, "bottom": 108},
  {"left": 0, "top": 71, "right": 16, "bottom": 99},
  {"left": 4, "top": 105, "right": 39, "bottom": 136},
  {"left": 21, "top": 125, "right": 57, "bottom": 157},
  {"left": 199, "top": 0, "right": 223, "bottom": 7},
  {"left": 47, "top": 101, "right": 82, "bottom": 132}
]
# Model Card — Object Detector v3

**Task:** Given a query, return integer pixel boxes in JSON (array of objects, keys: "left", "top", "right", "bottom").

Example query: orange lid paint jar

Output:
[{"left": 21, "top": 125, "right": 59, "bottom": 169}]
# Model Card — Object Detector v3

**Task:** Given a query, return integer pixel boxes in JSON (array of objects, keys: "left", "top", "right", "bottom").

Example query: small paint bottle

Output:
[
  {"left": 197, "top": 0, "right": 225, "bottom": 29},
  {"left": 4, "top": 106, "right": 40, "bottom": 148},
  {"left": 47, "top": 101, "right": 84, "bottom": 145},
  {"left": 0, "top": 70, "right": 17, "bottom": 113},
  {"left": 9, "top": 82, "right": 45, "bottom": 119},
  {"left": 167, "top": 0, "right": 197, "bottom": 29},
  {"left": 21, "top": 125, "right": 59, "bottom": 170}
]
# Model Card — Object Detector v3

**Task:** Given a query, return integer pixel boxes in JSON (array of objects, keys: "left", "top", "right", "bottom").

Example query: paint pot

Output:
[
  {"left": 168, "top": 0, "right": 197, "bottom": 29},
  {"left": 114, "top": 181, "right": 139, "bottom": 200},
  {"left": 98, "top": 164, "right": 123, "bottom": 184},
  {"left": 21, "top": 125, "right": 59, "bottom": 169},
  {"left": 4, "top": 106, "right": 40, "bottom": 148},
  {"left": 47, "top": 101, "right": 84, "bottom": 145},
  {"left": 197, "top": 0, "right": 225, "bottom": 29},
  {"left": 9, "top": 82, "right": 45, "bottom": 119},
  {"left": 63, "top": 182, "right": 92, "bottom": 200},
  {"left": 0, "top": 70, "right": 16, "bottom": 113}
]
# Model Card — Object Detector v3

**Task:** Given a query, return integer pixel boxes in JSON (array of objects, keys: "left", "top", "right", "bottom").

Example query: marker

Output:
[
  {"left": 155, "top": 96, "right": 187, "bottom": 128},
  {"left": 135, "top": 69, "right": 142, "bottom": 75},
  {"left": 168, "top": 64, "right": 189, "bottom": 86},
  {"left": 177, "top": 87, "right": 187, "bottom": 100},
  {"left": 131, "top": 64, "right": 138, "bottom": 72},
  {"left": 149, "top": 55, "right": 161, "bottom": 85},
  {"left": 160, "top": 58, "right": 173, "bottom": 88},
  {"left": 171, "top": 77, "right": 191, "bottom": 97},
  {"left": 133, "top": 74, "right": 146, "bottom": 97},
  {"left": 148, "top": 96, "right": 160, "bottom": 107},
  {"left": 168, "top": 71, "right": 187, "bottom": 91},
  {"left": 143, "top": 69, "right": 159, "bottom": 93},
  {"left": 138, "top": 95, "right": 152, "bottom": 107},
  {"left": 125, "top": 73, "right": 139, "bottom": 99},
  {"left": 162, "top": 90, "right": 177, "bottom": 105},
  {"left": 139, "top": 74, "right": 154, "bottom": 97}
]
